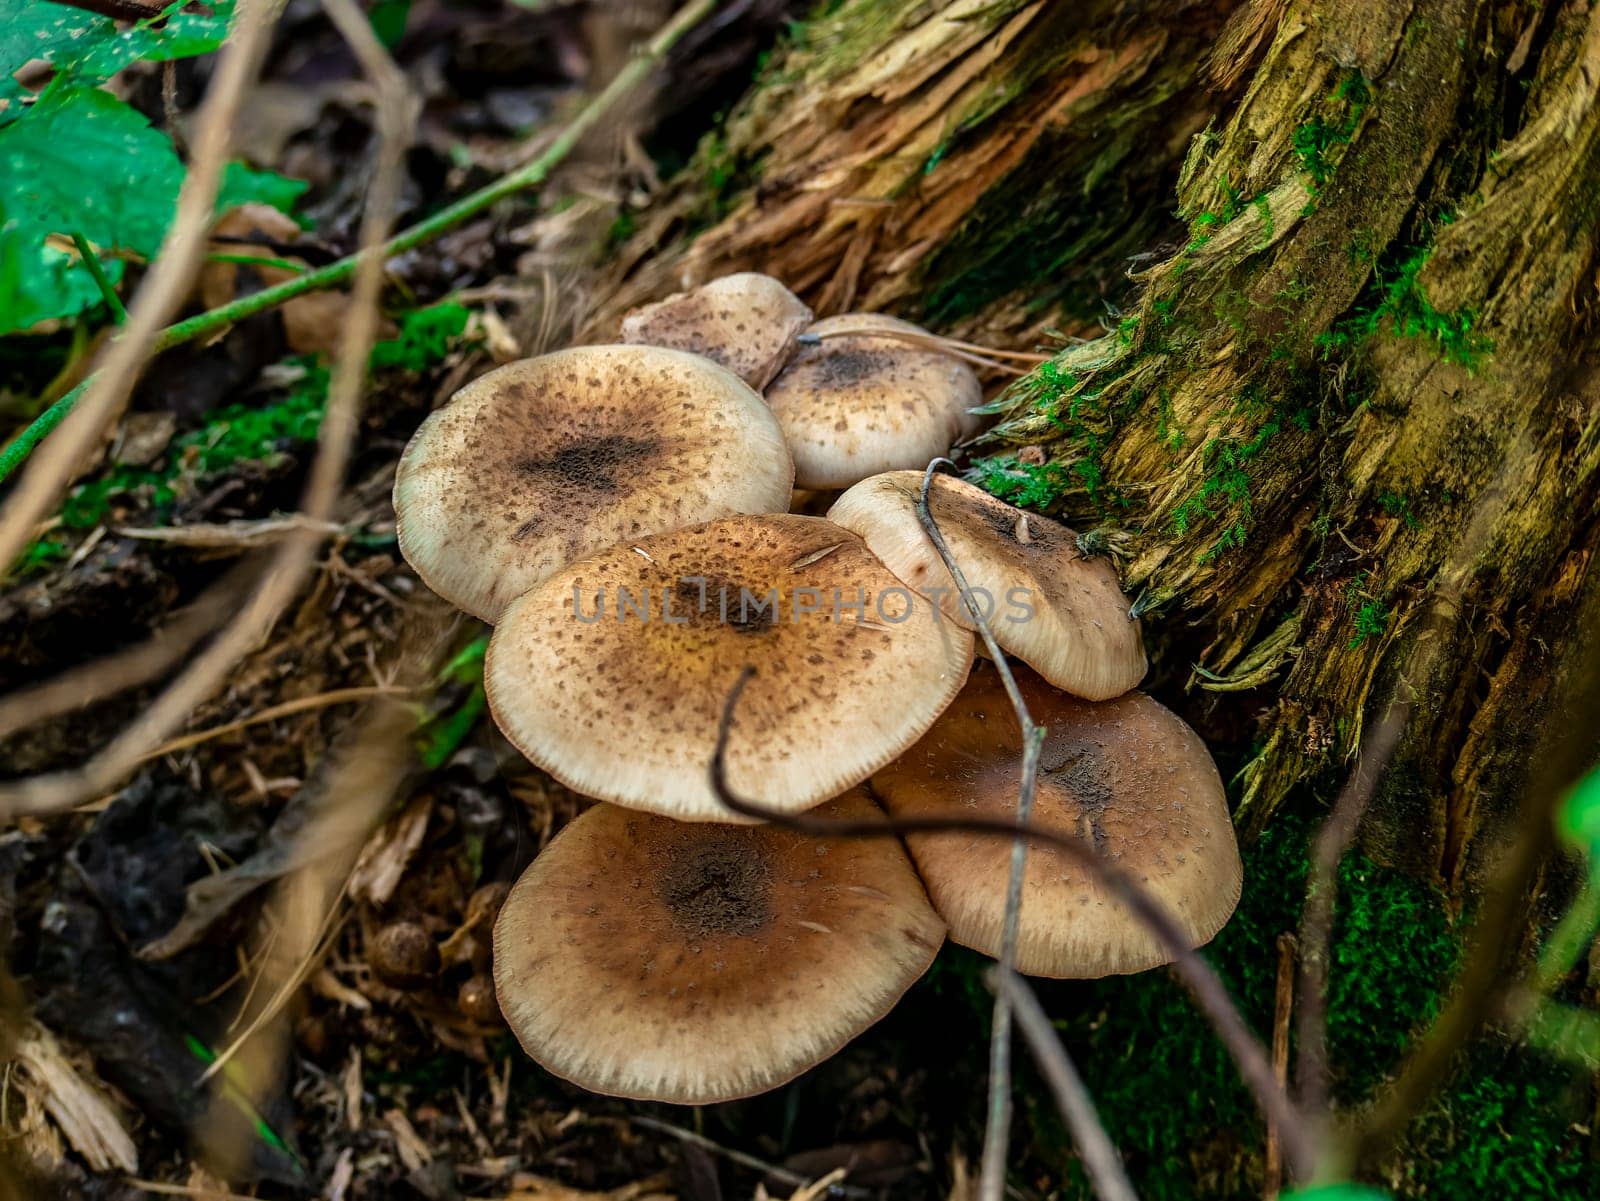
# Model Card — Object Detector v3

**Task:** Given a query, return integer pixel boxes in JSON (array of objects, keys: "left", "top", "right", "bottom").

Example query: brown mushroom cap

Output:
[
  {"left": 828, "top": 471, "right": 1146, "bottom": 701},
  {"left": 872, "top": 661, "right": 1241, "bottom": 977},
  {"left": 620, "top": 272, "right": 814, "bottom": 390},
  {"left": 491, "top": 790, "right": 945, "bottom": 1103},
  {"left": 764, "top": 314, "right": 982, "bottom": 489},
  {"left": 485, "top": 513, "right": 974, "bottom": 821},
  {"left": 393, "top": 345, "right": 793, "bottom": 623}
]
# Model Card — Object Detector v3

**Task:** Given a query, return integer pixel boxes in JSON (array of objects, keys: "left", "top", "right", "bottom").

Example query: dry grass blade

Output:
[
  {"left": 114, "top": 515, "right": 343, "bottom": 547},
  {"left": 188, "top": 5, "right": 415, "bottom": 1175},
  {"left": 133, "top": 685, "right": 412, "bottom": 765},
  {"left": 0, "top": 0, "right": 281, "bottom": 575},
  {"left": 805, "top": 324, "right": 1040, "bottom": 376}
]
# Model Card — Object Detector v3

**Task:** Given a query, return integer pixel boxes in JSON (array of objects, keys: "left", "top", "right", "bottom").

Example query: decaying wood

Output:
[{"left": 591, "top": 0, "right": 1600, "bottom": 897}]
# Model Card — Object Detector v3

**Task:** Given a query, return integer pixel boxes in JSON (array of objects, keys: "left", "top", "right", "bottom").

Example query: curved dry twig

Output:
[
  {"left": 0, "top": 0, "right": 281, "bottom": 575},
  {"left": 0, "top": 0, "right": 410, "bottom": 822},
  {"left": 709, "top": 679, "right": 1314, "bottom": 1181},
  {"left": 0, "top": 0, "right": 722, "bottom": 821}
]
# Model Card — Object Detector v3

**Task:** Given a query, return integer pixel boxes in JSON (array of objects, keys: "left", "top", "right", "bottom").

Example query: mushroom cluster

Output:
[{"left": 392, "top": 272, "right": 1242, "bottom": 1104}]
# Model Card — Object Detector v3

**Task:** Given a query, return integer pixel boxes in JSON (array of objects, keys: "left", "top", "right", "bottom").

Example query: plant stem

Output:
[
  {"left": 71, "top": 233, "right": 128, "bottom": 324},
  {"left": 0, "top": 0, "right": 717, "bottom": 490}
]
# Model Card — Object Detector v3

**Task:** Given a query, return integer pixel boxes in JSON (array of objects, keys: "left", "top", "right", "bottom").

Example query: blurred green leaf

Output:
[
  {"left": 75, "top": 0, "right": 234, "bottom": 80},
  {"left": 368, "top": 0, "right": 411, "bottom": 50},
  {"left": 1556, "top": 764, "right": 1600, "bottom": 856},
  {"left": 217, "top": 161, "right": 310, "bottom": 217},
  {"left": 0, "top": 3, "right": 113, "bottom": 123}
]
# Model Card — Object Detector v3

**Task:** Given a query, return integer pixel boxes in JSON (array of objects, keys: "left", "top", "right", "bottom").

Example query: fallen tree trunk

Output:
[{"left": 600, "top": 0, "right": 1600, "bottom": 896}]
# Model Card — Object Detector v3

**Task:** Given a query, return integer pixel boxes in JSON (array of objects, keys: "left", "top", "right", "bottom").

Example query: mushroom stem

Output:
[
  {"left": 992, "top": 969, "right": 1140, "bottom": 1201},
  {"left": 710, "top": 657, "right": 1314, "bottom": 1179}
]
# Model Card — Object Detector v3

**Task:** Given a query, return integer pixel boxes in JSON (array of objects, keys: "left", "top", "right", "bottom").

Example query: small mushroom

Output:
[
  {"left": 491, "top": 790, "right": 945, "bottom": 1103},
  {"left": 872, "top": 661, "right": 1241, "bottom": 977},
  {"left": 484, "top": 513, "right": 974, "bottom": 821},
  {"left": 369, "top": 920, "right": 440, "bottom": 990},
  {"left": 620, "top": 272, "right": 814, "bottom": 389},
  {"left": 828, "top": 471, "right": 1146, "bottom": 701},
  {"left": 394, "top": 345, "right": 794, "bottom": 623},
  {"left": 457, "top": 974, "right": 501, "bottom": 1026},
  {"left": 764, "top": 314, "right": 981, "bottom": 489}
]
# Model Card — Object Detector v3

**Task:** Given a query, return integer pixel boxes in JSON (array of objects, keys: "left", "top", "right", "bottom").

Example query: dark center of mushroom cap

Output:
[
  {"left": 516, "top": 434, "right": 661, "bottom": 493},
  {"left": 669, "top": 577, "right": 779, "bottom": 635},
  {"left": 656, "top": 833, "right": 774, "bottom": 938},
  {"left": 810, "top": 347, "right": 895, "bottom": 389},
  {"left": 1039, "top": 738, "right": 1113, "bottom": 853}
]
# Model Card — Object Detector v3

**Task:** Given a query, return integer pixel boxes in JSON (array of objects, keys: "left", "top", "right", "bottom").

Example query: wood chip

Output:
[
  {"left": 384, "top": 1108, "right": 432, "bottom": 1172},
  {"left": 12, "top": 1023, "right": 136, "bottom": 1174},
  {"left": 349, "top": 794, "right": 433, "bottom": 905}
]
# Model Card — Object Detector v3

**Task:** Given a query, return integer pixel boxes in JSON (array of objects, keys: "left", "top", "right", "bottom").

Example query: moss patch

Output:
[{"left": 938, "top": 806, "right": 1600, "bottom": 1199}]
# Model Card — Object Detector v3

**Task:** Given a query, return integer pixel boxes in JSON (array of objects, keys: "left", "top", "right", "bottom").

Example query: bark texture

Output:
[{"left": 598, "top": 0, "right": 1600, "bottom": 897}]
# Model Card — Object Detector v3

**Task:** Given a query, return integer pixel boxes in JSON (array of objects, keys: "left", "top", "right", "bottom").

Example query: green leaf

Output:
[
  {"left": 75, "top": 1, "right": 235, "bottom": 81},
  {"left": 1282, "top": 1188, "right": 1392, "bottom": 1200},
  {"left": 0, "top": 211, "right": 123, "bottom": 333},
  {"left": 217, "top": 161, "right": 310, "bottom": 217},
  {"left": 1557, "top": 764, "right": 1600, "bottom": 856},
  {"left": 0, "top": 3, "right": 114, "bottom": 124},
  {"left": 0, "top": 85, "right": 183, "bottom": 256},
  {"left": 369, "top": 302, "right": 473, "bottom": 372},
  {"left": 1, "top": 2, "right": 236, "bottom": 128}
]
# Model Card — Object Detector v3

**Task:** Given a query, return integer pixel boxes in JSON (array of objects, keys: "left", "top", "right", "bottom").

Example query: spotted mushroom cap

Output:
[
  {"left": 763, "top": 313, "right": 982, "bottom": 490},
  {"left": 872, "top": 661, "right": 1241, "bottom": 977},
  {"left": 484, "top": 513, "right": 974, "bottom": 821},
  {"left": 393, "top": 345, "right": 793, "bottom": 622},
  {"left": 619, "top": 272, "right": 814, "bottom": 390},
  {"left": 491, "top": 789, "right": 944, "bottom": 1103},
  {"left": 828, "top": 471, "right": 1146, "bottom": 701}
]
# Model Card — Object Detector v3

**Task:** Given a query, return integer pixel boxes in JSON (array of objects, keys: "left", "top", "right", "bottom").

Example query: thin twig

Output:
[
  {"left": 70, "top": 234, "right": 127, "bottom": 324},
  {"left": 709, "top": 693, "right": 1313, "bottom": 1184},
  {"left": 1294, "top": 700, "right": 1410, "bottom": 1119},
  {"left": 0, "top": 0, "right": 722, "bottom": 492},
  {"left": 801, "top": 325, "right": 1040, "bottom": 376},
  {"left": 1265, "top": 933, "right": 1296, "bottom": 1201},
  {"left": 0, "top": 563, "right": 254, "bottom": 742},
  {"left": 0, "top": 0, "right": 723, "bottom": 818},
  {"left": 1297, "top": 444, "right": 1527, "bottom": 1164},
  {"left": 134, "top": 685, "right": 412, "bottom": 765},
  {"left": 630, "top": 1116, "right": 872, "bottom": 1197},
  {"left": 913, "top": 459, "right": 1045, "bottom": 1201},
  {"left": 0, "top": 0, "right": 280, "bottom": 573},
  {"left": 992, "top": 969, "right": 1140, "bottom": 1201}
]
